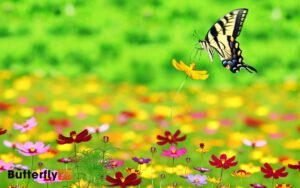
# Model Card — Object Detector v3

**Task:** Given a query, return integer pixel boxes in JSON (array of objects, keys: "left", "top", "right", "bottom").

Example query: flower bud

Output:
[
  {"left": 103, "top": 136, "right": 109, "bottom": 143},
  {"left": 186, "top": 157, "right": 191, "bottom": 163},
  {"left": 38, "top": 162, "right": 43, "bottom": 168},
  {"left": 150, "top": 146, "right": 157, "bottom": 154},
  {"left": 160, "top": 173, "right": 165, "bottom": 179}
]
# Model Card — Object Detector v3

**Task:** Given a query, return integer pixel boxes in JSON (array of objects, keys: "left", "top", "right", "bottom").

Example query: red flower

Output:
[
  {"left": 49, "top": 118, "right": 71, "bottom": 134},
  {"left": 106, "top": 171, "right": 141, "bottom": 188},
  {"left": 0, "top": 128, "right": 7, "bottom": 135},
  {"left": 0, "top": 102, "right": 11, "bottom": 111},
  {"left": 209, "top": 154, "right": 238, "bottom": 169},
  {"left": 244, "top": 117, "right": 263, "bottom": 127},
  {"left": 156, "top": 130, "right": 186, "bottom": 145},
  {"left": 56, "top": 129, "right": 92, "bottom": 144},
  {"left": 288, "top": 161, "right": 300, "bottom": 171},
  {"left": 260, "top": 163, "right": 288, "bottom": 179}
]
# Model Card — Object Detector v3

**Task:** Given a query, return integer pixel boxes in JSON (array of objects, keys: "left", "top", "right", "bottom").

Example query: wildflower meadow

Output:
[{"left": 0, "top": 0, "right": 299, "bottom": 188}]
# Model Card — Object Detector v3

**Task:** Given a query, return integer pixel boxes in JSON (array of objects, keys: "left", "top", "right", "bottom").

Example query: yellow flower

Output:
[
  {"left": 276, "top": 184, "right": 292, "bottom": 188},
  {"left": 172, "top": 59, "right": 208, "bottom": 80},
  {"left": 37, "top": 131, "right": 58, "bottom": 142},
  {"left": 207, "top": 176, "right": 221, "bottom": 184},
  {"left": 284, "top": 139, "right": 300, "bottom": 150},
  {"left": 231, "top": 169, "right": 251, "bottom": 178},
  {"left": 239, "top": 163, "right": 260, "bottom": 174},
  {"left": 38, "top": 149, "right": 58, "bottom": 159},
  {"left": 57, "top": 144, "right": 73, "bottom": 152},
  {"left": 0, "top": 153, "right": 22, "bottom": 163},
  {"left": 196, "top": 142, "right": 209, "bottom": 153},
  {"left": 71, "top": 179, "right": 96, "bottom": 188},
  {"left": 260, "top": 156, "right": 278, "bottom": 164}
]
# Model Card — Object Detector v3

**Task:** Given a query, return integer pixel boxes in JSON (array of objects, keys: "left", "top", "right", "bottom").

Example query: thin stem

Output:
[
  {"left": 160, "top": 180, "right": 162, "bottom": 188},
  {"left": 26, "top": 156, "right": 34, "bottom": 188},
  {"left": 74, "top": 143, "right": 80, "bottom": 188},
  {"left": 271, "top": 177, "right": 274, "bottom": 188},
  {"left": 219, "top": 168, "right": 224, "bottom": 186},
  {"left": 170, "top": 75, "right": 188, "bottom": 125},
  {"left": 47, "top": 183, "right": 49, "bottom": 188},
  {"left": 172, "top": 157, "right": 175, "bottom": 174},
  {"left": 151, "top": 153, "right": 154, "bottom": 188}
]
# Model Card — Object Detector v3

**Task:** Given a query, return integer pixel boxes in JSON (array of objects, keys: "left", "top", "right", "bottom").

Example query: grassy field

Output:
[{"left": 0, "top": 0, "right": 299, "bottom": 187}]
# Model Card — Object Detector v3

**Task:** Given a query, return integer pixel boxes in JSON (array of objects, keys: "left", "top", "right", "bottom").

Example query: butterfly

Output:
[{"left": 199, "top": 8, "right": 257, "bottom": 73}]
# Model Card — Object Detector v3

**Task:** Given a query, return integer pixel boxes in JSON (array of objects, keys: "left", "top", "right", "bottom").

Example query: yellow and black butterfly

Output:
[{"left": 199, "top": 8, "right": 257, "bottom": 73}]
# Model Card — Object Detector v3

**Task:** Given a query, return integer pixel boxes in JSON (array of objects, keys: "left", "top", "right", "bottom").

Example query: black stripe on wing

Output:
[
  {"left": 232, "top": 9, "right": 248, "bottom": 38},
  {"left": 222, "top": 36, "right": 257, "bottom": 73}
]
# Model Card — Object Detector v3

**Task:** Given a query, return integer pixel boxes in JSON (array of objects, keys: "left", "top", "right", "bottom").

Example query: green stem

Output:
[
  {"left": 74, "top": 143, "right": 80, "bottom": 188},
  {"left": 151, "top": 154, "right": 154, "bottom": 188},
  {"left": 271, "top": 177, "right": 274, "bottom": 188},
  {"left": 172, "top": 157, "right": 175, "bottom": 174},
  {"left": 26, "top": 156, "right": 34, "bottom": 188},
  {"left": 219, "top": 168, "right": 224, "bottom": 185},
  {"left": 170, "top": 75, "right": 188, "bottom": 125}
]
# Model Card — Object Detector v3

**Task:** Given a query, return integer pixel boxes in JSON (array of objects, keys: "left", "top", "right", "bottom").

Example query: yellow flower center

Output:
[
  {"left": 71, "top": 133, "right": 77, "bottom": 140},
  {"left": 139, "top": 159, "right": 143, "bottom": 163},
  {"left": 121, "top": 178, "right": 125, "bottom": 183},
  {"left": 194, "top": 179, "right": 199, "bottom": 183},
  {"left": 23, "top": 123, "right": 29, "bottom": 128},
  {"left": 221, "top": 159, "right": 226, "bottom": 164},
  {"left": 171, "top": 149, "right": 176, "bottom": 154},
  {"left": 112, "top": 162, "right": 117, "bottom": 166},
  {"left": 29, "top": 148, "right": 36, "bottom": 153},
  {"left": 0, "top": 165, "right": 3, "bottom": 169}
]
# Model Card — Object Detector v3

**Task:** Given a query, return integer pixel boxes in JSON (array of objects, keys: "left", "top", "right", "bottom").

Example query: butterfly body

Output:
[{"left": 199, "top": 8, "right": 257, "bottom": 73}]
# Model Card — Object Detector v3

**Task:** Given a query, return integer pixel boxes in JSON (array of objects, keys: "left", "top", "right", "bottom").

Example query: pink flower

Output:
[
  {"left": 14, "top": 117, "right": 37, "bottom": 133},
  {"left": 34, "top": 168, "right": 61, "bottom": 184},
  {"left": 242, "top": 139, "right": 266, "bottom": 148},
  {"left": 0, "top": 160, "right": 13, "bottom": 172},
  {"left": 161, "top": 146, "right": 187, "bottom": 158},
  {"left": 86, "top": 124, "right": 109, "bottom": 134},
  {"left": 16, "top": 141, "right": 50, "bottom": 156},
  {"left": 3, "top": 140, "right": 18, "bottom": 149},
  {"left": 105, "top": 160, "right": 124, "bottom": 169}
]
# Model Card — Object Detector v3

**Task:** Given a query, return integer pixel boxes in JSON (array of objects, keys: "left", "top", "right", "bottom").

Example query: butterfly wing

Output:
[{"left": 202, "top": 9, "right": 257, "bottom": 73}]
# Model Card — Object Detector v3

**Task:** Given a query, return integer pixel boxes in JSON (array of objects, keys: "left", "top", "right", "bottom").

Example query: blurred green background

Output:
[{"left": 0, "top": 0, "right": 299, "bottom": 88}]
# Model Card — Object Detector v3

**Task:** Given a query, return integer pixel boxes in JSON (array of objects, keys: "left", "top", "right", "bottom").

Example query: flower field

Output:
[
  {"left": 0, "top": 0, "right": 299, "bottom": 187},
  {"left": 0, "top": 72, "right": 299, "bottom": 187}
]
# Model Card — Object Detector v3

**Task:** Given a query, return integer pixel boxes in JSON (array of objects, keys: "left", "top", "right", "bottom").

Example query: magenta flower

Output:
[
  {"left": 3, "top": 140, "right": 18, "bottom": 149},
  {"left": 34, "top": 169, "right": 61, "bottom": 184},
  {"left": 0, "top": 160, "right": 13, "bottom": 172},
  {"left": 16, "top": 141, "right": 50, "bottom": 156},
  {"left": 86, "top": 124, "right": 109, "bottom": 134},
  {"left": 105, "top": 159, "right": 124, "bottom": 169},
  {"left": 14, "top": 117, "right": 37, "bottom": 133},
  {"left": 161, "top": 146, "right": 187, "bottom": 158},
  {"left": 132, "top": 157, "right": 151, "bottom": 164},
  {"left": 57, "top": 157, "right": 76, "bottom": 164}
]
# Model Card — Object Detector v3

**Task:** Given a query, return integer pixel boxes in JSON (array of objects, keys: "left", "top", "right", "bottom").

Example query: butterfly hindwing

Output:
[{"left": 221, "top": 36, "right": 257, "bottom": 73}]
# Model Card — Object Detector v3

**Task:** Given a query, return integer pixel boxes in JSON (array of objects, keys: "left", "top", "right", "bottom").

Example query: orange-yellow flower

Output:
[
  {"left": 275, "top": 184, "right": 292, "bottom": 188},
  {"left": 172, "top": 59, "right": 208, "bottom": 80},
  {"left": 231, "top": 169, "right": 251, "bottom": 178}
]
